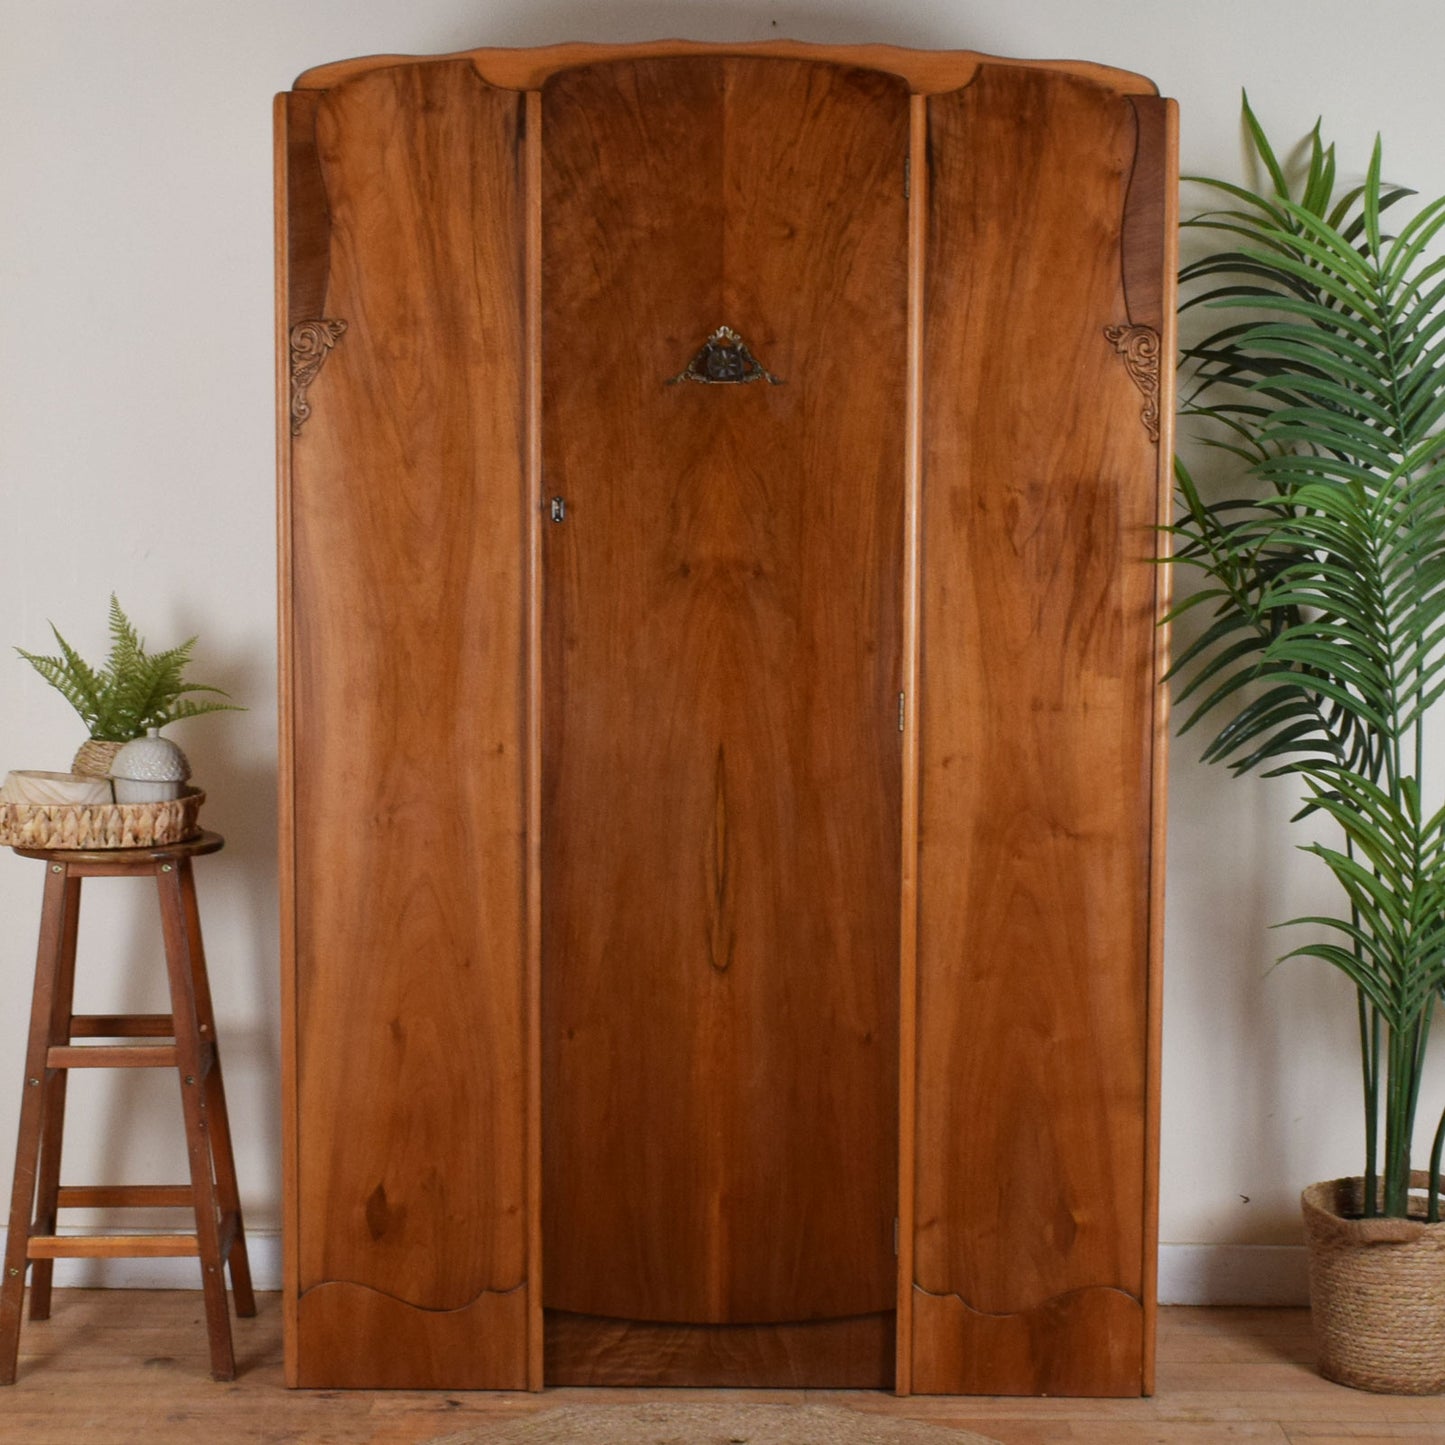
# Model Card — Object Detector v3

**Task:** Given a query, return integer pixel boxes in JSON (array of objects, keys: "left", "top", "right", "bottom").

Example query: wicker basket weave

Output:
[
  {"left": 1302, "top": 1173, "right": 1445, "bottom": 1394},
  {"left": 0, "top": 788, "right": 204, "bottom": 851},
  {"left": 71, "top": 738, "right": 126, "bottom": 778}
]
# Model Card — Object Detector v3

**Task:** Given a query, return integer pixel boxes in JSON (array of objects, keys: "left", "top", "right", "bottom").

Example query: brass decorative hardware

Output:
[
  {"left": 290, "top": 318, "right": 348, "bottom": 435},
  {"left": 1104, "top": 323, "right": 1161, "bottom": 442},
  {"left": 668, "top": 326, "right": 782, "bottom": 386}
]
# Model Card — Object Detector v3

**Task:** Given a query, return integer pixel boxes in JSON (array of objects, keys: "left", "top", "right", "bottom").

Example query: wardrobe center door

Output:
[{"left": 540, "top": 56, "right": 908, "bottom": 1385}]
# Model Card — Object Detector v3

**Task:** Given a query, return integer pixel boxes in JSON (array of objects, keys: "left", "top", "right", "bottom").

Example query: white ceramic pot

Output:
[
  {"left": 113, "top": 777, "right": 186, "bottom": 803},
  {"left": 110, "top": 736, "right": 192, "bottom": 804}
]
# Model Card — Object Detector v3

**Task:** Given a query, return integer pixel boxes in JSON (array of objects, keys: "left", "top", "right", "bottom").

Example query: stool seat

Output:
[
  {"left": 0, "top": 830, "right": 253, "bottom": 1382},
  {"left": 10, "top": 829, "right": 225, "bottom": 866}
]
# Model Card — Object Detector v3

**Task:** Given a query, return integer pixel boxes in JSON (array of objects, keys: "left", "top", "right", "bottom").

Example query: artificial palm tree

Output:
[{"left": 1171, "top": 99, "right": 1445, "bottom": 1219}]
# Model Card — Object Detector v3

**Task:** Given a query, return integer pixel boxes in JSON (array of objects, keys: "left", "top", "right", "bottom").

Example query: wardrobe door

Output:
[
  {"left": 540, "top": 57, "right": 908, "bottom": 1387},
  {"left": 909, "top": 67, "right": 1172, "bottom": 1396},
  {"left": 280, "top": 59, "right": 529, "bottom": 1388}
]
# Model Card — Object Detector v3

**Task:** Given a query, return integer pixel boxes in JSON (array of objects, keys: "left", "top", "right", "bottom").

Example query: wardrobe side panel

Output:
[
  {"left": 1128, "top": 91, "right": 1178, "bottom": 1399},
  {"left": 912, "top": 66, "right": 1163, "bottom": 1396},
  {"left": 284, "top": 59, "right": 529, "bottom": 1388}
]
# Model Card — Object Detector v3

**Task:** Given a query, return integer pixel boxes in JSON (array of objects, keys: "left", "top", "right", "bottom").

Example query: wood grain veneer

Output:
[
  {"left": 539, "top": 57, "right": 907, "bottom": 1376},
  {"left": 292, "top": 41, "right": 1160, "bottom": 98},
  {"left": 895, "top": 89, "right": 929, "bottom": 1399},
  {"left": 295, "top": 1280, "right": 528, "bottom": 1390},
  {"left": 284, "top": 57, "right": 528, "bottom": 1389},
  {"left": 545, "top": 1311, "right": 893, "bottom": 1388},
  {"left": 273, "top": 89, "right": 298, "bottom": 1387},
  {"left": 1141, "top": 94, "right": 1181, "bottom": 1400},
  {"left": 522, "top": 84, "right": 546, "bottom": 1396},
  {"left": 279, "top": 92, "right": 328, "bottom": 330},
  {"left": 278, "top": 40, "right": 1173, "bottom": 1396},
  {"left": 910, "top": 64, "right": 1168, "bottom": 1397},
  {"left": 911, "top": 1285, "right": 1145, "bottom": 1398}
]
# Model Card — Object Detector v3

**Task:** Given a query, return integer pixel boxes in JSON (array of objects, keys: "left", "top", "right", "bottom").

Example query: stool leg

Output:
[
  {"left": 0, "top": 865, "right": 78, "bottom": 1384},
  {"left": 178, "top": 861, "right": 254, "bottom": 1317},
  {"left": 156, "top": 860, "right": 234, "bottom": 1382},
  {"left": 27, "top": 871, "right": 81, "bottom": 1323}
]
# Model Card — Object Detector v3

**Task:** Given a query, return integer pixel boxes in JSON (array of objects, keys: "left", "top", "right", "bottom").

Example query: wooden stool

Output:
[{"left": 0, "top": 831, "right": 254, "bottom": 1383}]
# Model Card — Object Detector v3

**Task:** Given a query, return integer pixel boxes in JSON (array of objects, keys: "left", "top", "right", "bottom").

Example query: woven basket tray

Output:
[{"left": 0, "top": 788, "right": 204, "bottom": 851}]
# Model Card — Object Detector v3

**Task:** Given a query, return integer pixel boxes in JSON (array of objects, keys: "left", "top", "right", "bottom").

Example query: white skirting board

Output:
[
  {"left": 1156, "top": 1244, "right": 1310, "bottom": 1306},
  {"left": 0, "top": 1235, "right": 1312, "bottom": 1306}
]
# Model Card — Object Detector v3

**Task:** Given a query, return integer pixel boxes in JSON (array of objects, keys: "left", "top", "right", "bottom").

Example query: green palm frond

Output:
[{"left": 1172, "top": 97, "right": 1445, "bottom": 1217}]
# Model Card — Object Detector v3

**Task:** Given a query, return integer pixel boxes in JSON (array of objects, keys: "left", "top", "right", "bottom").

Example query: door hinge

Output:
[
  {"left": 550, "top": 495, "right": 566, "bottom": 523},
  {"left": 903, "top": 156, "right": 910, "bottom": 201},
  {"left": 898, "top": 692, "right": 906, "bottom": 732},
  {"left": 893, "top": 1217, "right": 900, "bottom": 1255}
]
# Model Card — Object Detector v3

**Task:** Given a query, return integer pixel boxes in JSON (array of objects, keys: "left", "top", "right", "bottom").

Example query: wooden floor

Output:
[{"left": 1, "top": 1293, "right": 1443, "bottom": 1443}]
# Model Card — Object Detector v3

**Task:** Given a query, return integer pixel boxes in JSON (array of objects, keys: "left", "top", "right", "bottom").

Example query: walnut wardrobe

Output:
[{"left": 275, "top": 41, "right": 1175, "bottom": 1397}]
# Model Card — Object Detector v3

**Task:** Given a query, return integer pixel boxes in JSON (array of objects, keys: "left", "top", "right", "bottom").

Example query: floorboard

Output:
[{"left": 2, "top": 1294, "right": 1442, "bottom": 1444}]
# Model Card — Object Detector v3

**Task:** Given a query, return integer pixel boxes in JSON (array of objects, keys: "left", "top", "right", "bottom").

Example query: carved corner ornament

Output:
[
  {"left": 669, "top": 325, "right": 783, "bottom": 386},
  {"left": 1103, "top": 323, "right": 1161, "bottom": 443},
  {"left": 290, "top": 318, "right": 348, "bottom": 435}
]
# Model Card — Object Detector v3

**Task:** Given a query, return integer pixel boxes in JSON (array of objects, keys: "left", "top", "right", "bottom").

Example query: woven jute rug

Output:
[{"left": 431, "top": 1402, "right": 999, "bottom": 1445}]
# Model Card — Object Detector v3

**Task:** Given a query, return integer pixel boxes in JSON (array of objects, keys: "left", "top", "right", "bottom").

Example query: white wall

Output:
[{"left": 1, "top": 0, "right": 1442, "bottom": 1302}]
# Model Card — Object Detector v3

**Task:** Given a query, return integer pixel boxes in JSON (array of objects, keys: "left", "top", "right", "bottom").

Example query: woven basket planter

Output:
[
  {"left": 1302, "top": 1173, "right": 1445, "bottom": 1393},
  {"left": 0, "top": 788, "right": 204, "bottom": 851},
  {"left": 71, "top": 738, "right": 125, "bottom": 778}
]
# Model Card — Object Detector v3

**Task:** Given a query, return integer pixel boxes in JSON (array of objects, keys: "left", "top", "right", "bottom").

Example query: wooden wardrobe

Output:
[{"left": 275, "top": 40, "right": 1175, "bottom": 1397}]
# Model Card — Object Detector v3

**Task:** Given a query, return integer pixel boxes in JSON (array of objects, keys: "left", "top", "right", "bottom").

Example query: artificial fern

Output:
[{"left": 16, "top": 595, "right": 240, "bottom": 741}]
